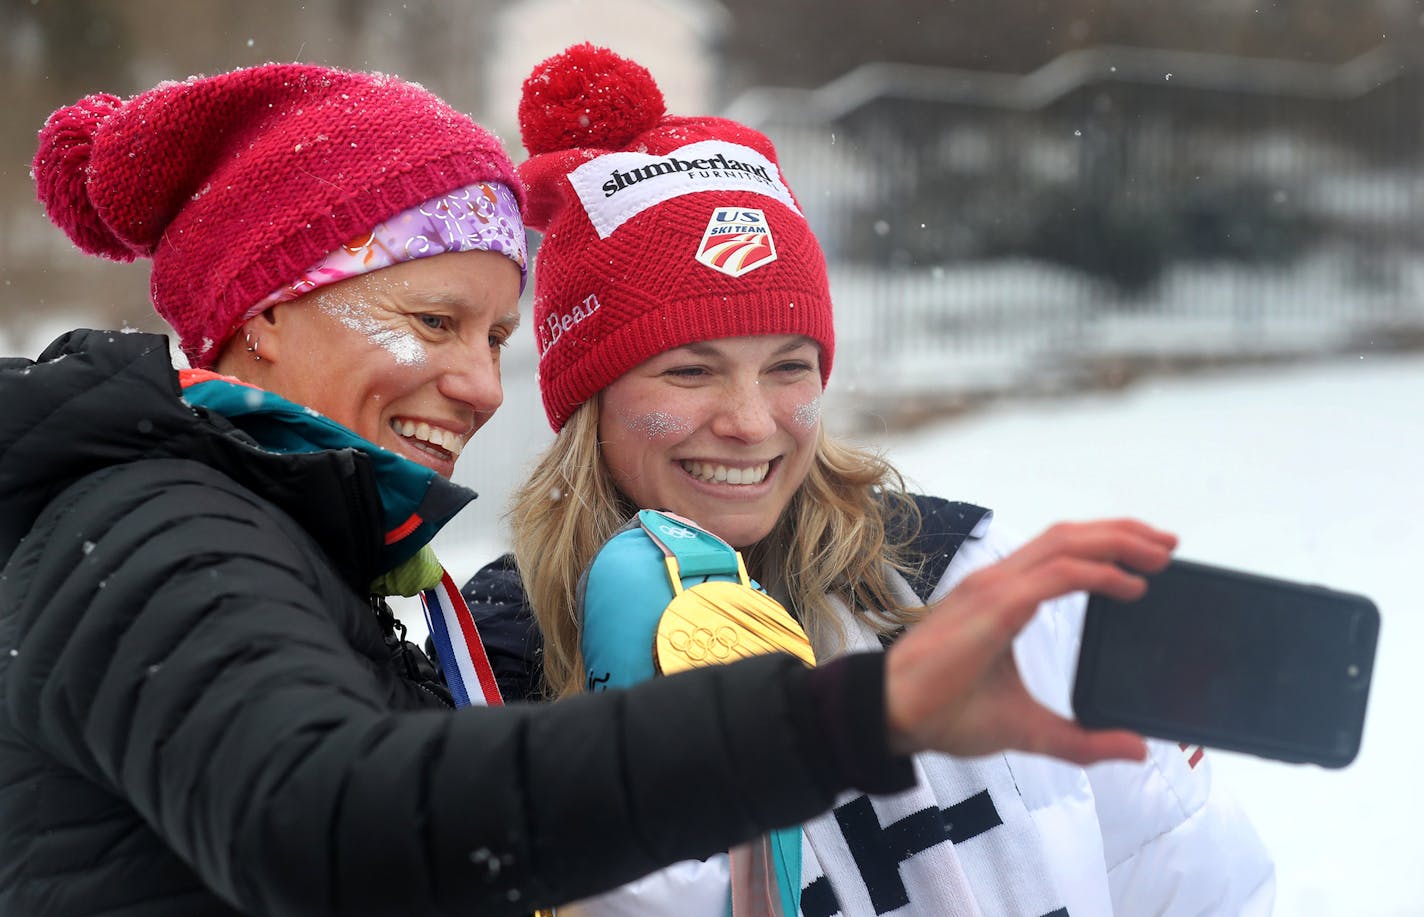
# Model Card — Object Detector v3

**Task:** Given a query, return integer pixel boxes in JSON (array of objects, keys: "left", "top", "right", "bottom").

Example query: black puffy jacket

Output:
[{"left": 0, "top": 331, "right": 909, "bottom": 916}]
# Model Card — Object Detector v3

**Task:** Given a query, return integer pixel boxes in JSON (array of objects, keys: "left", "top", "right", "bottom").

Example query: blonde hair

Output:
[{"left": 509, "top": 397, "right": 925, "bottom": 698}]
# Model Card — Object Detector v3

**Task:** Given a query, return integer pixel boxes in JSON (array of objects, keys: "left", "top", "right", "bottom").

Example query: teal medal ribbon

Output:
[{"left": 579, "top": 509, "right": 803, "bottom": 915}]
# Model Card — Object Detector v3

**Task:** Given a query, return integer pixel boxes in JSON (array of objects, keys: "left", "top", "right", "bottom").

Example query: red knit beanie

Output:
[
  {"left": 518, "top": 44, "right": 834, "bottom": 431},
  {"left": 32, "top": 63, "right": 524, "bottom": 367}
]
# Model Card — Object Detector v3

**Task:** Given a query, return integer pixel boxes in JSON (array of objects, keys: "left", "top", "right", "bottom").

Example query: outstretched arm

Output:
[{"left": 5, "top": 461, "right": 904, "bottom": 917}]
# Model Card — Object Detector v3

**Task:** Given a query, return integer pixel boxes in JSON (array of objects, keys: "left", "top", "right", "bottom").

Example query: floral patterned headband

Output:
[{"left": 247, "top": 180, "right": 527, "bottom": 318}]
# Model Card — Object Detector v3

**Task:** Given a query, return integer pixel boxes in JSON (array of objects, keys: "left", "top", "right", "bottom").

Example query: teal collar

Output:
[{"left": 180, "top": 370, "right": 464, "bottom": 574}]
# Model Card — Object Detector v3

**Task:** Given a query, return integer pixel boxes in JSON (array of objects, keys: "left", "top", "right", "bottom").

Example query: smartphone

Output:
[{"left": 1072, "top": 558, "right": 1379, "bottom": 768}]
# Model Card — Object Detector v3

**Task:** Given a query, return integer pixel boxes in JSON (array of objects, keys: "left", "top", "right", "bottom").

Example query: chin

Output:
[{"left": 705, "top": 518, "right": 776, "bottom": 551}]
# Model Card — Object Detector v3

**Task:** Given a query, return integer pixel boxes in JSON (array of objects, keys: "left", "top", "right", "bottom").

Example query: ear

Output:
[
  {"left": 212, "top": 311, "right": 278, "bottom": 377},
  {"left": 250, "top": 302, "right": 291, "bottom": 366}
]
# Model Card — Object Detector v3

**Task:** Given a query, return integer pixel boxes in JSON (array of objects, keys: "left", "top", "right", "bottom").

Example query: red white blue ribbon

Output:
[{"left": 421, "top": 569, "right": 503, "bottom": 707}]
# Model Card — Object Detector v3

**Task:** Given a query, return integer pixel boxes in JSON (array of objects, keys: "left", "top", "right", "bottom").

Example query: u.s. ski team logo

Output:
[{"left": 696, "top": 207, "right": 777, "bottom": 277}]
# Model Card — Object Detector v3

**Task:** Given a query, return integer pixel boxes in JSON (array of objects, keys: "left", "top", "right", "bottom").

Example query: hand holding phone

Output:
[{"left": 1072, "top": 559, "right": 1379, "bottom": 768}]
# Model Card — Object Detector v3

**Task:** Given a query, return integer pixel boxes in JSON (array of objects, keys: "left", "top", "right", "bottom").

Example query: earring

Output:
[{"left": 244, "top": 329, "right": 262, "bottom": 361}]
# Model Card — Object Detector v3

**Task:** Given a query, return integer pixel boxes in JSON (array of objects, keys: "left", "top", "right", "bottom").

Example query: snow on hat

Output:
[
  {"left": 32, "top": 63, "right": 526, "bottom": 368},
  {"left": 517, "top": 43, "right": 834, "bottom": 431}
]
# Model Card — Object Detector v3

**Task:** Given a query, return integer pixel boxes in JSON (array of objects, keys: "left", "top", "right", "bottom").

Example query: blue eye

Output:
[{"left": 418, "top": 314, "right": 447, "bottom": 331}]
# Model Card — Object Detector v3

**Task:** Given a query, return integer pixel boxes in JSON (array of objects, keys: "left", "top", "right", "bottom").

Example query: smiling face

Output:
[
  {"left": 597, "top": 334, "right": 824, "bottom": 549},
  {"left": 222, "top": 249, "right": 521, "bottom": 478}
]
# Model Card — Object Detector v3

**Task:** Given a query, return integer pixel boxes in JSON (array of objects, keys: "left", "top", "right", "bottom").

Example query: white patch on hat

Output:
[
  {"left": 696, "top": 207, "right": 777, "bottom": 277},
  {"left": 569, "top": 140, "right": 800, "bottom": 239}
]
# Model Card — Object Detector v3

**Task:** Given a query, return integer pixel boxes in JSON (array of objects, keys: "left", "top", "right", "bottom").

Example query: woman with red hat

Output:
[
  {"left": 0, "top": 60, "right": 1228, "bottom": 917},
  {"left": 468, "top": 44, "right": 1274, "bottom": 916}
]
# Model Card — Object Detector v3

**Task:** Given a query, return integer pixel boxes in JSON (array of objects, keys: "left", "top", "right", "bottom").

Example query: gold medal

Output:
[{"left": 655, "top": 580, "right": 815, "bottom": 674}]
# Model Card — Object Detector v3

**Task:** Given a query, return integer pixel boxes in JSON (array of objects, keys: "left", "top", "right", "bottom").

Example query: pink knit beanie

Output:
[
  {"left": 518, "top": 44, "right": 834, "bottom": 431},
  {"left": 32, "top": 63, "right": 525, "bottom": 367}
]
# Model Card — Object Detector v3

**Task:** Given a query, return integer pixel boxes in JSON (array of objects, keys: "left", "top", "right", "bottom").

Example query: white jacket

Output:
[{"left": 564, "top": 520, "right": 1275, "bottom": 916}]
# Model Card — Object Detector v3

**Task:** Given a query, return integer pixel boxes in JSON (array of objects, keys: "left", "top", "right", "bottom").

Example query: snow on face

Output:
[
  {"left": 792, "top": 396, "right": 822, "bottom": 430},
  {"left": 620, "top": 408, "right": 693, "bottom": 439},
  {"left": 317, "top": 287, "right": 428, "bottom": 367}
]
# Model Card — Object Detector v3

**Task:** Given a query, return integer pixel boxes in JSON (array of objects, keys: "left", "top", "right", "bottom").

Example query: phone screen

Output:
[{"left": 1073, "top": 559, "right": 1379, "bottom": 767}]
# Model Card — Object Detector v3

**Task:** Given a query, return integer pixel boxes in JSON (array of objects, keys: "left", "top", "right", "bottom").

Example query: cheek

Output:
[
  {"left": 603, "top": 407, "right": 692, "bottom": 484},
  {"left": 602, "top": 380, "right": 699, "bottom": 444},
  {"left": 775, "top": 380, "right": 824, "bottom": 439},
  {"left": 790, "top": 395, "right": 823, "bottom": 431},
  {"left": 599, "top": 397, "right": 695, "bottom": 498},
  {"left": 779, "top": 395, "right": 822, "bottom": 489},
  {"left": 616, "top": 406, "right": 694, "bottom": 440}
]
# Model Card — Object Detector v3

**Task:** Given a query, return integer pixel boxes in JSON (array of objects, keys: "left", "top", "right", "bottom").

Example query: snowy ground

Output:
[{"left": 884, "top": 353, "right": 1423, "bottom": 917}]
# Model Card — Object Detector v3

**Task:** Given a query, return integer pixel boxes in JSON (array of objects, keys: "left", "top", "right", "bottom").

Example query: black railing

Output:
[{"left": 726, "top": 44, "right": 1424, "bottom": 418}]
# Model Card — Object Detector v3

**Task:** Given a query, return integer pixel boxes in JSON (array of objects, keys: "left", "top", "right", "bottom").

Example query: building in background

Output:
[
  {"left": 2, "top": 0, "right": 1420, "bottom": 478},
  {"left": 727, "top": 43, "right": 1424, "bottom": 427},
  {"left": 483, "top": 0, "right": 726, "bottom": 144}
]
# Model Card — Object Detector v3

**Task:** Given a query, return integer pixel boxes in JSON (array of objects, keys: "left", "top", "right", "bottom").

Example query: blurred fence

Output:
[{"left": 726, "top": 44, "right": 1424, "bottom": 426}]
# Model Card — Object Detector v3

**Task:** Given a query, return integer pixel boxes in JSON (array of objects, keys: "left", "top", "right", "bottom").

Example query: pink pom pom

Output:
[
  {"left": 32, "top": 93, "right": 137, "bottom": 262},
  {"left": 519, "top": 43, "right": 666, "bottom": 156}
]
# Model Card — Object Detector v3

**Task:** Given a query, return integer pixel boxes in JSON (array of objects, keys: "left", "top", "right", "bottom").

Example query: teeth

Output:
[
  {"left": 392, "top": 419, "right": 465, "bottom": 457},
  {"left": 680, "top": 460, "right": 769, "bottom": 485}
]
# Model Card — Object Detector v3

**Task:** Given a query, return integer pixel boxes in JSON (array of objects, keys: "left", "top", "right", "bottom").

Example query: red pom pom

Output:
[
  {"left": 32, "top": 93, "right": 137, "bottom": 261},
  {"left": 519, "top": 43, "right": 666, "bottom": 156}
]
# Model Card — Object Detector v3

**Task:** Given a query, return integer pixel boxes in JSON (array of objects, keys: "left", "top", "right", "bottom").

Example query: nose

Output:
[
  {"left": 709, "top": 378, "right": 777, "bottom": 444},
  {"left": 437, "top": 341, "right": 504, "bottom": 422}
]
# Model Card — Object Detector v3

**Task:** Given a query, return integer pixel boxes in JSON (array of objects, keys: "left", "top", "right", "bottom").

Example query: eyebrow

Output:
[
  {"left": 402, "top": 290, "right": 521, "bottom": 330},
  {"left": 681, "top": 336, "right": 815, "bottom": 357},
  {"left": 402, "top": 290, "right": 468, "bottom": 308}
]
